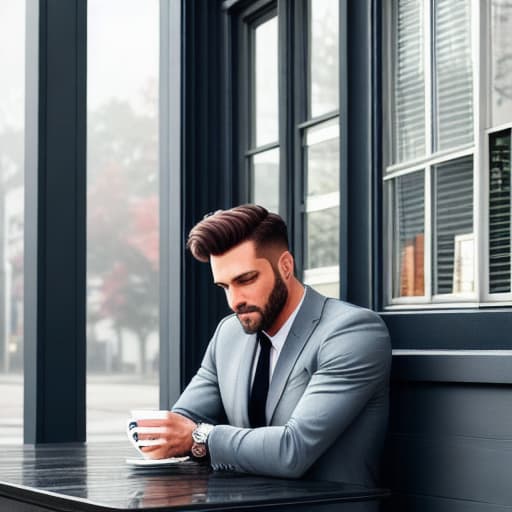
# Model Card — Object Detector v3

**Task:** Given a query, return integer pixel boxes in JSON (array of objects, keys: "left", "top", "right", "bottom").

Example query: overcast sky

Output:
[
  {"left": 0, "top": 0, "right": 158, "bottom": 134},
  {"left": 0, "top": 1, "right": 25, "bottom": 132},
  {"left": 88, "top": 0, "right": 158, "bottom": 114}
]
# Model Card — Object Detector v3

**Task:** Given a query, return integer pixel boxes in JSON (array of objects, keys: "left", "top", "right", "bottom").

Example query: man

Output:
[{"left": 139, "top": 204, "right": 391, "bottom": 486}]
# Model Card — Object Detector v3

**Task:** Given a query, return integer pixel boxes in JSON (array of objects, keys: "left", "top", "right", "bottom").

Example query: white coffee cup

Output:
[{"left": 126, "top": 410, "right": 169, "bottom": 458}]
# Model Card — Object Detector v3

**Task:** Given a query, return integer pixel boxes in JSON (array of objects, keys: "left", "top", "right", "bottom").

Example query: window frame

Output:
[
  {"left": 234, "top": 0, "right": 281, "bottom": 213},
  {"left": 299, "top": 0, "right": 342, "bottom": 295},
  {"left": 379, "top": 0, "right": 512, "bottom": 348},
  {"left": 229, "top": 0, "right": 345, "bottom": 300},
  {"left": 381, "top": 0, "right": 506, "bottom": 308}
]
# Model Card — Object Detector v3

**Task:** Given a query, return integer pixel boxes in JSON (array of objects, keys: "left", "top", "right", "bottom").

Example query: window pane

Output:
[
  {"left": 251, "top": 149, "right": 279, "bottom": 213},
  {"left": 303, "top": 118, "right": 340, "bottom": 297},
  {"left": 305, "top": 207, "right": 340, "bottom": 270},
  {"left": 434, "top": 156, "right": 474, "bottom": 295},
  {"left": 434, "top": 0, "right": 473, "bottom": 151},
  {"left": 309, "top": 0, "right": 339, "bottom": 118},
  {"left": 303, "top": 267, "right": 339, "bottom": 299},
  {"left": 254, "top": 16, "right": 278, "bottom": 147},
  {"left": 87, "top": 0, "right": 159, "bottom": 441},
  {"left": 392, "top": 0, "right": 425, "bottom": 163},
  {"left": 491, "top": 1, "right": 512, "bottom": 127},
  {"left": 489, "top": 130, "right": 511, "bottom": 294},
  {"left": 0, "top": 0, "right": 25, "bottom": 445},
  {"left": 305, "top": 118, "right": 339, "bottom": 197},
  {"left": 392, "top": 172, "right": 425, "bottom": 298}
]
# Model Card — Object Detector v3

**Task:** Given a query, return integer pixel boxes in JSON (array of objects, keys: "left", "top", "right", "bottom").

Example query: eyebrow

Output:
[{"left": 214, "top": 270, "right": 259, "bottom": 288}]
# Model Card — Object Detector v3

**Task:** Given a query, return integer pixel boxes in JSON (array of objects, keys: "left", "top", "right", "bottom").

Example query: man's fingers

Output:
[
  {"left": 137, "top": 439, "right": 166, "bottom": 447},
  {"left": 137, "top": 418, "right": 170, "bottom": 427},
  {"left": 131, "top": 426, "right": 168, "bottom": 441},
  {"left": 140, "top": 444, "right": 179, "bottom": 459}
]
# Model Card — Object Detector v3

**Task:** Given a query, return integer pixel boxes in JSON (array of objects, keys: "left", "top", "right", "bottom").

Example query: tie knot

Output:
[{"left": 258, "top": 332, "right": 271, "bottom": 350}]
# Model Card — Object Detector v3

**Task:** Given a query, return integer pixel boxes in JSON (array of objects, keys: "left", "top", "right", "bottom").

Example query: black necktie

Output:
[{"left": 249, "top": 332, "right": 271, "bottom": 428}]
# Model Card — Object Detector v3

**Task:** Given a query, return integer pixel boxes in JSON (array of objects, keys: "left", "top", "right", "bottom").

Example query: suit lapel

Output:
[
  {"left": 234, "top": 332, "right": 258, "bottom": 427},
  {"left": 266, "top": 287, "right": 327, "bottom": 423}
]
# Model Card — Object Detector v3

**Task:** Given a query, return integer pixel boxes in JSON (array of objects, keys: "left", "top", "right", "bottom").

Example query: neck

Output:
[{"left": 266, "top": 278, "right": 305, "bottom": 336}]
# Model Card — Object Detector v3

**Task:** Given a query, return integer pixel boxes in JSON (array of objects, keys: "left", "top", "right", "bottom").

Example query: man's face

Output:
[{"left": 210, "top": 240, "right": 288, "bottom": 334}]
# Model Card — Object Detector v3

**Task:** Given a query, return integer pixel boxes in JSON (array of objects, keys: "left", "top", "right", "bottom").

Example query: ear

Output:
[{"left": 278, "top": 251, "right": 294, "bottom": 280}]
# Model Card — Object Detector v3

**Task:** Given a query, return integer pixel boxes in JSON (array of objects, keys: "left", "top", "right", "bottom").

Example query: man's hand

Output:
[{"left": 138, "top": 412, "right": 196, "bottom": 459}]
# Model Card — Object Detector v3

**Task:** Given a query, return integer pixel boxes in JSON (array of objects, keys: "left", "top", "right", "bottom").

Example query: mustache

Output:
[{"left": 235, "top": 305, "right": 262, "bottom": 315}]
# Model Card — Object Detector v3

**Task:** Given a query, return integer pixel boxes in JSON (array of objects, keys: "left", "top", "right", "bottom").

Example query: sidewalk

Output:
[{"left": 0, "top": 373, "right": 159, "bottom": 444}]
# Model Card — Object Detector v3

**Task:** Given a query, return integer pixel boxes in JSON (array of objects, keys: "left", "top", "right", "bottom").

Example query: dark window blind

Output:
[
  {"left": 489, "top": 130, "right": 511, "bottom": 294},
  {"left": 434, "top": 156, "right": 474, "bottom": 294}
]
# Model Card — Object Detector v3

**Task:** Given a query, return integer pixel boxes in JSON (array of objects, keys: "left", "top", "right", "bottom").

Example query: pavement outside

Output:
[{"left": 0, "top": 373, "right": 159, "bottom": 445}]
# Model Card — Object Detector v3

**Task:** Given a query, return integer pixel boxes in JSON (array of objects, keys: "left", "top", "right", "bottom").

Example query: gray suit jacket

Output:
[{"left": 173, "top": 286, "right": 391, "bottom": 486}]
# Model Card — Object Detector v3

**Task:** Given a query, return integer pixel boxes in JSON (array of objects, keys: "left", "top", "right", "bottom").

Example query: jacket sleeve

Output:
[
  {"left": 171, "top": 319, "right": 228, "bottom": 425},
  {"left": 207, "top": 308, "right": 391, "bottom": 478}
]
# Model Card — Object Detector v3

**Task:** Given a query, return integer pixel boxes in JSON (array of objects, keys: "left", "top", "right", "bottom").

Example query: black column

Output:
[
  {"left": 181, "top": 0, "right": 233, "bottom": 386},
  {"left": 345, "top": 0, "right": 378, "bottom": 309},
  {"left": 24, "top": 0, "right": 87, "bottom": 443}
]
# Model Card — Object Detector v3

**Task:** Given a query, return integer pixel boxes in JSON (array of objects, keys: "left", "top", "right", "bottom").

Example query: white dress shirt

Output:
[{"left": 251, "top": 287, "right": 307, "bottom": 386}]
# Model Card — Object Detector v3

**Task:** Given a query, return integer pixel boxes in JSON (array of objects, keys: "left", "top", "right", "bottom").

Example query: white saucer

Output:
[{"left": 126, "top": 456, "right": 190, "bottom": 467}]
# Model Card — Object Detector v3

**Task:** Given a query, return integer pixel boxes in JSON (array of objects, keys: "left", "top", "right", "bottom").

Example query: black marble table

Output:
[{"left": 0, "top": 443, "right": 389, "bottom": 511}]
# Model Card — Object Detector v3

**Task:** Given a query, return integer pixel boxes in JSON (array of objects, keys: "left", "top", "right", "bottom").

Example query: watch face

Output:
[
  {"left": 192, "top": 430, "right": 206, "bottom": 443},
  {"left": 191, "top": 442, "right": 207, "bottom": 458}
]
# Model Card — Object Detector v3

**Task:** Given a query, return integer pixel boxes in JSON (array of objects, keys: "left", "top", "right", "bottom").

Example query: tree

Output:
[{"left": 87, "top": 91, "right": 159, "bottom": 375}]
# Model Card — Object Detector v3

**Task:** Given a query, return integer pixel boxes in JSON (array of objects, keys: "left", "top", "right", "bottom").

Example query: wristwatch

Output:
[{"left": 191, "top": 423, "right": 214, "bottom": 458}]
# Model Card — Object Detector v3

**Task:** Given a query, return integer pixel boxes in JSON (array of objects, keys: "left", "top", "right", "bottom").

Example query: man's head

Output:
[
  {"left": 187, "top": 205, "right": 299, "bottom": 335},
  {"left": 187, "top": 204, "right": 289, "bottom": 264}
]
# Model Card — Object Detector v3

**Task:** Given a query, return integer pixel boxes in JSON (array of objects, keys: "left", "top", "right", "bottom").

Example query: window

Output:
[
  {"left": 488, "top": 0, "right": 512, "bottom": 298},
  {"left": 302, "top": 0, "right": 340, "bottom": 298},
  {"left": 0, "top": 0, "right": 26, "bottom": 445},
  {"left": 247, "top": 12, "right": 280, "bottom": 213},
  {"left": 489, "top": 130, "right": 511, "bottom": 295},
  {"left": 87, "top": 0, "right": 160, "bottom": 441},
  {"left": 235, "top": 0, "right": 340, "bottom": 298},
  {"left": 384, "top": 0, "right": 512, "bottom": 307}
]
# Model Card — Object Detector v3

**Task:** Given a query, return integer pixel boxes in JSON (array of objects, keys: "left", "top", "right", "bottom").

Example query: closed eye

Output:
[{"left": 237, "top": 272, "right": 258, "bottom": 285}]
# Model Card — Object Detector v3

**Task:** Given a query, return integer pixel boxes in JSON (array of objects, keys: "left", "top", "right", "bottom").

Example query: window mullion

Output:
[
  {"left": 424, "top": 0, "right": 432, "bottom": 158},
  {"left": 425, "top": 164, "right": 433, "bottom": 301},
  {"left": 473, "top": 0, "right": 484, "bottom": 302},
  {"left": 424, "top": 0, "right": 433, "bottom": 303}
]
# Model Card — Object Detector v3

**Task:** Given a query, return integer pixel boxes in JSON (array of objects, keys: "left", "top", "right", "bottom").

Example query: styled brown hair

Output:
[{"left": 187, "top": 204, "right": 289, "bottom": 262}]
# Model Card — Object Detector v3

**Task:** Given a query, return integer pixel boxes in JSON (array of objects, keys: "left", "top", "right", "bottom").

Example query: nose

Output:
[{"left": 226, "top": 287, "right": 246, "bottom": 313}]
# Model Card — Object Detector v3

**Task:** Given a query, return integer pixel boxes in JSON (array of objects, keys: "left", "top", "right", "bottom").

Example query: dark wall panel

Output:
[
  {"left": 384, "top": 378, "right": 512, "bottom": 511},
  {"left": 389, "top": 382, "right": 512, "bottom": 438}
]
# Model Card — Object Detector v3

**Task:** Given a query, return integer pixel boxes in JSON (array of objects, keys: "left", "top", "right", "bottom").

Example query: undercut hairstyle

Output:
[{"left": 187, "top": 204, "right": 289, "bottom": 263}]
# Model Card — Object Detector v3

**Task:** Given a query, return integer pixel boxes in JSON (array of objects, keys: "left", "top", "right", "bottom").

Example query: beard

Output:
[{"left": 236, "top": 271, "right": 288, "bottom": 334}]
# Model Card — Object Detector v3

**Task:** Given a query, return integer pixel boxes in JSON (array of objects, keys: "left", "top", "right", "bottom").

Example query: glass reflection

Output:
[
  {"left": 393, "top": 0, "right": 425, "bottom": 163},
  {"left": 303, "top": 118, "right": 340, "bottom": 298},
  {"left": 434, "top": 0, "right": 473, "bottom": 151},
  {"left": 392, "top": 172, "right": 425, "bottom": 298},
  {"left": 0, "top": 0, "right": 25, "bottom": 445},
  {"left": 489, "top": 130, "right": 511, "bottom": 294},
  {"left": 87, "top": 0, "right": 159, "bottom": 441},
  {"left": 252, "top": 149, "right": 279, "bottom": 214},
  {"left": 491, "top": 0, "right": 512, "bottom": 127},
  {"left": 306, "top": 207, "right": 340, "bottom": 269},
  {"left": 305, "top": 119, "right": 339, "bottom": 197},
  {"left": 309, "top": 0, "right": 339, "bottom": 117},
  {"left": 434, "top": 157, "right": 474, "bottom": 295},
  {"left": 255, "top": 16, "right": 278, "bottom": 147}
]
